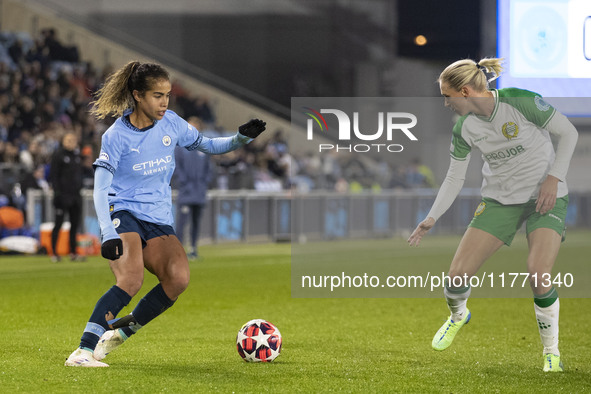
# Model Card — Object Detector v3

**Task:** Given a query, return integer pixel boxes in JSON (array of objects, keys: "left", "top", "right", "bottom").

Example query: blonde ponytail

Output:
[
  {"left": 476, "top": 57, "right": 504, "bottom": 82},
  {"left": 438, "top": 57, "right": 504, "bottom": 92}
]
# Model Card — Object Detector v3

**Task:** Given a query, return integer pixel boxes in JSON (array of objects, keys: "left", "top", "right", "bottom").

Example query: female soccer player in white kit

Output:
[
  {"left": 65, "top": 61, "right": 266, "bottom": 367},
  {"left": 407, "top": 57, "right": 578, "bottom": 372}
]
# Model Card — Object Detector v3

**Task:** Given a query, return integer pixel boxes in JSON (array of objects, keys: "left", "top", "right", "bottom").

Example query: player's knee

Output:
[
  {"left": 447, "top": 269, "right": 470, "bottom": 287},
  {"left": 527, "top": 268, "right": 548, "bottom": 289},
  {"left": 174, "top": 270, "right": 191, "bottom": 294},
  {"left": 162, "top": 278, "right": 189, "bottom": 301},
  {"left": 163, "top": 267, "right": 190, "bottom": 297},
  {"left": 116, "top": 276, "right": 144, "bottom": 297}
]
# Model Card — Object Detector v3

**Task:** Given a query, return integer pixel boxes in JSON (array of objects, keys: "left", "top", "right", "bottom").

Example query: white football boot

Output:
[
  {"left": 94, "top": 329, "right": 126, "bottom": 361},
  {"left": 65, "top": 348, "right": 109, "bottom": 367}
]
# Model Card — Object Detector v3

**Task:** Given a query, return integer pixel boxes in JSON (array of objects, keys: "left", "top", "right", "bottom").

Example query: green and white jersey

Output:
[{"left": 450, "top": 88, "right": 568, "bottom": 204}]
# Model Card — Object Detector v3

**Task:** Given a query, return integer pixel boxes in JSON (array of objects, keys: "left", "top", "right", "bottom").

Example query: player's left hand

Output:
[
  {"left": 101, "top": 238, "right": 123, "bottom": 260},
  {"left": 238, "top": 119, "right": 266, "bottom": 139},
  {"left": 536, "top": 175, "right": 559, "bottom": 215}
]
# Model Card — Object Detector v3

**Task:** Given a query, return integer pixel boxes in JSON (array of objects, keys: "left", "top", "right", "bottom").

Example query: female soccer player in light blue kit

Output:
[
  {"left": 65, "top": 61, "right": 266, "bottom": 367},
  {"left": 407, "top": 58, "right": 578, "bottom": 372}
]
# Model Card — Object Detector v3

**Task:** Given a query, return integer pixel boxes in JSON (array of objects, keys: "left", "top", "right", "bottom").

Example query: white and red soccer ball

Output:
[{"left": 236, "top": 319, "right": 282, "bottom": 362}]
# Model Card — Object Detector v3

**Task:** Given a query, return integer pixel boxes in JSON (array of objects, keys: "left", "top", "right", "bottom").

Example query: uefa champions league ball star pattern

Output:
[{"left": 236, "top": 319, "right": 282, "bottom": 362}]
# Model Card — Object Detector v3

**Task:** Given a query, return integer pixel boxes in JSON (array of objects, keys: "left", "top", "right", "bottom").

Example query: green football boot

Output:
[
  {"left": 432, "top": 309, "right": 471, "bottom": 351},
  {"left": 543, "top": 354, "right": 563, "bottom": 372}
]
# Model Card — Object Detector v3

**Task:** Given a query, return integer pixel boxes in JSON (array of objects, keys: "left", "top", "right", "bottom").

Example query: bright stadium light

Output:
[{"left": 414, "top": 35, "right": 428, "bottom": 46}]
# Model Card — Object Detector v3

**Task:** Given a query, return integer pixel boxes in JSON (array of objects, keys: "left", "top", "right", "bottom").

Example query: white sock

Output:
[
  {"left": 534, "top": 298, "right": 560, "bottom": 356},
  {"left": 444, "top": 285, "right": 471, "bottom": 322}
]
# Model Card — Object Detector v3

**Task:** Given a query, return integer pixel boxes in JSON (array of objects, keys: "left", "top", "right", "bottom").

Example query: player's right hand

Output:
[
  {"left": 101, "top": 238, "right": 123, "bottom": 260},
  {"left": 407, "top": 217, "right": 435, "bottom": 247}
]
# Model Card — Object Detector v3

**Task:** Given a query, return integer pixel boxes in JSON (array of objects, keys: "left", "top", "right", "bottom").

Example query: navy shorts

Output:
[{"left": 111, "top": 210, "right": 176, "bottom": 248}]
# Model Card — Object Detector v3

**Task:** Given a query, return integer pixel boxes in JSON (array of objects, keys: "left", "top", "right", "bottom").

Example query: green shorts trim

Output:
[{"left": 468, "top": 196, "right": 568, "bottom": 246}]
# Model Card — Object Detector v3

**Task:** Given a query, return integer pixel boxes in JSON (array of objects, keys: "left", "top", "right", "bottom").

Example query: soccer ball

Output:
[{"left": 236, "top": 319, "right": 282, "bottom": 362}]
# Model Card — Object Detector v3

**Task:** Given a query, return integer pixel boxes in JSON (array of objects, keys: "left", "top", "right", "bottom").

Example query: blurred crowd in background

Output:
[{"left": 0, "top": 28, "right": 437, "bottom": 216}]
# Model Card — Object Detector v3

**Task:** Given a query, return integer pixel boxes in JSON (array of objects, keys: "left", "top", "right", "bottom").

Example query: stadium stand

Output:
[{"left": 0, "top": 25, "right": 408, "bottom": 200}]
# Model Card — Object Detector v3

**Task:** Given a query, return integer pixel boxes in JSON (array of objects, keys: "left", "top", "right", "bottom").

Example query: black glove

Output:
[
  {"left": 238, "top": 119, "right": 266, "bottom": 139},
  {"left": 101, "top": 238, "right": 123, "bottom": 260}
]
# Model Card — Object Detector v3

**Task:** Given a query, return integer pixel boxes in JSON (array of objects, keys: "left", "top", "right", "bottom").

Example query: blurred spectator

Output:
[
  {"left": 268, "top": 129, "right": 288, "bottom": 155},
  {"left": 406, "top": 157, "right": 437, "bottom": 189},
  {"left": 321, "top": 151, "right": 342, "bottom": 189},
  {"left": 349, "top": 176, "right": 364, "bottom": 193},
  {"left": 21, "top": 164, "right": 50, "bottom": 196},
  {"left": 300, "top": 151, "right": 321, "bottom": 182},
  {"left": 80, "top": 145, "right": 95, "bottom": 189},
  {"left": 266, "top": 144, "right": 286, "bottom": 180},
  {"left": 8, "top": 39, "right": 25, "bottom": 64},
  {"left": 9, "top": 182, "right": 26, "bottom": 214},
  {"left": 41, "top": 28, "right": 79, "bottom": 62},
  {"left": 265, "top": 129, "right": 295, "bottom": 188},
  {"left": 1, "top": 141, "right": 19, "bottom": 163},
  {"left": 173, "top": 117, "right": 213, "bottom": 260},
  {"left": 342, "top": 155, "right": 366, "bottom": 182},
  {"left": 19, "top": 163, "right": 50, "bottom": 222},
  {"left": 374, "top": 160, "right": 392, "bottom": 189},
  {"left": 192, "top": 96, "right": 215, "bottom": 125},
  {"left": 388, "top": 165, "right": 408, "bottom": 189},
  {"left": 174, "top": 90, "right": 216, "bottom": 126},
  {"left": 214, "top": 150, "right": 255, "bottom": 190},
  {"left": 253, "top": 155, "right": 282, "bottom": 191},
  {"left": 334, "top": 177, "right": 349, "bottom": 193},
  {"left": 49, "top": 132, "right": 83, "bottom": 262},
  {"left": 276, "top": 145, "right": 296, "bottom": 189}
]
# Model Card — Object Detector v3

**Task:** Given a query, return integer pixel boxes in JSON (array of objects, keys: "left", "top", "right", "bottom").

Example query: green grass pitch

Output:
[{"left": 1, "top": 231, "right": 590, "bottom": 392}]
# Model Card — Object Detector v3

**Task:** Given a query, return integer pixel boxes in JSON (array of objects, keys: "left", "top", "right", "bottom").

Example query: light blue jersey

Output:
[{"left": 94, "top": 110, "right": 250, "bottom": 230}]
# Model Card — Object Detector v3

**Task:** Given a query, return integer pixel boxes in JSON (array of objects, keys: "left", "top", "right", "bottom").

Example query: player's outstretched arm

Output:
[
  {"left": 191, "top": 119, "right": 266, "bottom": 154},
  {"left": 408, "top": 217, "right": 435, "bottom": 247},
  {"left": 408, "top": 157, "right": 469, "bottom": 247}
]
